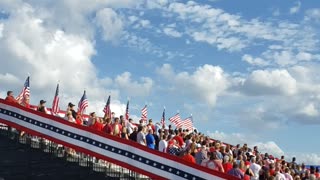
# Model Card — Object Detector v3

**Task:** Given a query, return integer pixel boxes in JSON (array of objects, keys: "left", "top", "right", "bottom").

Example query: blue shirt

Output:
[{"left": 146, "top": 133, "right": 155, "bottom": 149}]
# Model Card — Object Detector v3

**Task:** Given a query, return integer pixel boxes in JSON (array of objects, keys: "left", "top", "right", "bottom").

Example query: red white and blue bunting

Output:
[{"left": 0, "top": 99, "right": 237, "bottom": 180}]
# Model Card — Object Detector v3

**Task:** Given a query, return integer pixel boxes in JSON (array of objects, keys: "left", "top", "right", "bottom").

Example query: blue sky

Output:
[{"left": 0, "top": 0, "right": 320, "bottom": 164}]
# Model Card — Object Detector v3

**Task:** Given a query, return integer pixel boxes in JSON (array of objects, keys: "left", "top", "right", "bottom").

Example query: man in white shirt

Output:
[
  {"left": 284, "top": 167, "right": 293, "bottom": 180},
  {"left": 136, "top": 126, "right": 146, "bottom": 146},
  {"left": 126, "top": 118, "right": 135, "bottom": 135},
  {"left": 158, "top": 134, "right": 168, "bottom": 153},
  {"left": 249, "top": 157, "right": 261, "bottom": 180},
  {"left": 275, "top": 166, "right": 286, "bottom": 180},
  {"left": 87, "top": 112, "right": 96, "bottom": 127}
]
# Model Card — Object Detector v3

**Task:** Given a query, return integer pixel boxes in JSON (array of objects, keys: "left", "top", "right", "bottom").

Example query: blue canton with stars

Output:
[{"left": 0, "top": 107, "right": 207, "bottom": 180}]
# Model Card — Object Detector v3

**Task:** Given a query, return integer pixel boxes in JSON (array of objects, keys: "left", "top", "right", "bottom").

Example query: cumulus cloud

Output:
[
  {"left": 240, "top": 69, "right": 297, "bottom": 96},
  {"left": 254, "top": 141, "right": 285, "bottom": 157},
  {"left": 0, "top": 23, "right": 3, "bottom": 38},
  {"left": 290, "top": 1, "right": 301, "bottom": 14},
  {"left": 207, "top": 130, "right": 249, "bottom": 145},
  {"left": 288, "top": 153, "right": 320, "bottom": 165},
  {"left": 95, "top": 8, "right": 123, "bottom": 42},
  {"left": 115, "top": 72, "right": 154, "bottom": 97},
  {"left": 299, "top": 103, "right": 319, "bottom": 117},
  {"left": 0, "top": 73, "right": 19, "bottom": 85},
  {"left": 163, "top": 27, "right": 182, "bottom": 38},
  {"left": 242, "top": 54, "right": 269, "bottom": 67},
  {"left": 207, "top": 131, "right": 284, "bottom": 157},
  {"left": 157, "top": 64, "right": 229, "bottom": 106},
  {"left": 305, "top": 8, "right": 320, "bottom": 22},
  {"left": 0, "top": 2, "right": 152, "bottom": 118}
]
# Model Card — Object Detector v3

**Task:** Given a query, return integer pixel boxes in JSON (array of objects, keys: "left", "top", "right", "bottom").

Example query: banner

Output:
[{"left": 0, "top": 99, "right": 238, "bottom": 180}]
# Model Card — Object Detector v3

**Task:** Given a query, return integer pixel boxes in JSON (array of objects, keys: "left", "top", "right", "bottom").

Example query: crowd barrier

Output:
[{"left": 0, "top": 99, "right": 239, "bottom": 180}]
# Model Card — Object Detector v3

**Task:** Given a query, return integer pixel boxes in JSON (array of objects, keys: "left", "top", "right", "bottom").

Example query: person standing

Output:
[
  {"left": 228, "top": 162, "right": 245, "bottom": 179},
  {"left": 112, "top": 117, "right": 122, "bottom": 137},
  {"left": 146, "top": 129, "right": 155, "bottom": 149},
  {"left": 158, "top": 134, "right": 168, "bottom": 153},
  {"left": 5, "top": 91, "right": 18, "bottom": 103},
  {"left": 102, "top": 118, "right": 113, "bottom": 135},
  {"left": 136, "top": 126, "right": 146, "bottom": 146},
  {"left": 249, "top": 157, "right": 261, "bottom": 180},
  {"left": 37, "top": 100, "right": 49, "bottom": 114},
  {"left": 129, "top": 127, "right": 138, "bottom": 142}
]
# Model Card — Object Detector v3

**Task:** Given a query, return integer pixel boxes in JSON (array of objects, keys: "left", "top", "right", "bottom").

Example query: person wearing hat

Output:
[
  {"left": 37, "top": 100, "right": 48, "bottom": 114},
  {"left": 67, "top": 102, "right": 77, "bottom": 120}
]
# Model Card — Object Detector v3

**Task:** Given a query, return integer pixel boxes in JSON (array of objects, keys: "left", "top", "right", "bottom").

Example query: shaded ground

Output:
[{"left": 0, "top": 134, "right": 110, "bottom": 180}]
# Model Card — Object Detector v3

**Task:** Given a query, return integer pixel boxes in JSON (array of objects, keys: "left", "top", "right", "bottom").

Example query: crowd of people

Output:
[{"left": 3, "top": 90, "right": 320, "bottom": 180}]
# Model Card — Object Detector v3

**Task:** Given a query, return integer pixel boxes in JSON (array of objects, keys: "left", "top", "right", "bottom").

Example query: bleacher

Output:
[
  {"left": 0, "top": 99, "right": 238, "bottom": 180},
  {"left": 0, "top": 124, "right": 150, "bottom": 180}
]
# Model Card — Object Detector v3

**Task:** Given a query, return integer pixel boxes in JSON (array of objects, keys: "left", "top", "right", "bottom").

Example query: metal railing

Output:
[{"left": 0, "top": 124, "right": 151, "bottom": 180}]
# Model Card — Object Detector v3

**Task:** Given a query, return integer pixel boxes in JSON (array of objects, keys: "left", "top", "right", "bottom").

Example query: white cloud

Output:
[
  {"left": 0, "top": 2, "right": 154, "bottom": 119},
  {"left": 254, "top": 141, "right": 285, "bottom": 157},
  {"left": 288, "top": 153, "right": 320, "bottom": 165},
  {"left": 121, "top": 32, "right": 162, "bottom": 56},
  {"left": 145, "top": 0, "right": 169, "bottom": 9},
  {"left": 241, "top": 69, "right": 297, "bottom": 96},
  {"left": 299, "top": 103, "right": 319, "bottom": 117},
  {"left": 0, "top": 3, "right": 98, "bottom": 105},
  {"left": 115, "top": 72, "right": 154, "bottom": 97},
  {"left": 165, "top": 1, "right": 319, "bottom": 61},
  {"left": 207, "top": 130, "right": 249, "bottom": 145},
  {"left": 242, "top": 54, "right": 269, "bottom": 67},
  {"left": 128, "top": 15, "right": 139, "bottom": 23},
  {"left": 0, "top": 73, "right": 20, "bottom": 86},
  {"left": 296, "top": 51, "right": 313, "bottom": 61},
  {"left": 95, "top": 8, "right": 123, "bottom": 42},
  {"left": 163, "top": 27, "right": 182, "bottom": 38},
  {"left": 207, "top": 131, "right": 284, "bottom": 157},
  {"left": 0, "top": 23, "right": 3, "bottom": 38},
  {"left": 132, "top": 19, "right": 151, "bottom": 29},
  {"left": 157, "top": 64, "right": 229, "bottom": 106},
  {"left": 290, "top": 1, "right": 301, "bottom": 14},
  {"left": 250, "top": 49, "right": 319, "bottom": 68},
  {"left": 305, "top": 8, "right": 320, "bottom": 22},
  {"left": 228, "top": 64, "right": 320, "bottom": 127},
  {"left": 140, "top": 19, "right": 150, "bottom": 28},
  {"left": 273, "top": 50, "right": 295, "bottom": 66}
]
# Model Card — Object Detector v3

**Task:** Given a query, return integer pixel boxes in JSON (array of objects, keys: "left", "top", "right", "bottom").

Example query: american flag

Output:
[
  {"left": 160, "top": 108, "right": 165, "bottom": 126},
  {"left": 16, "top": 76, "right": 30, "bottom": 104},
  {"left": 169, "top": 113, "right": 182, "bottom": 128},
  {"left": 51, "top": 84, "right": 60, "bottom": 115},
  {"left": 103, "top": 95, "right": 111, "bottom": 118},
  {"left": 183, "top": 116, "right": 193, "bottom": 131},
  {"left": 78, "top": 90, "right": 88, "bottom": 115},
  {"left": 141, "top": 105, "right": 147, "bottom": 123},
  {"left": 125, "top": 100, "right": 129, "bottom": 120}
]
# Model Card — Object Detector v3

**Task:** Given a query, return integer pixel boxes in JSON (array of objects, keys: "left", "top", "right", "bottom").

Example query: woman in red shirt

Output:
[
  {"left": 75, "top": 114, "right": 84, "bottom": 126},
  {"left": 223, "top": 155, "right": 233, "bottom": 173},
  {"left": 206, "top": 152, "right": 224, "bottom": 173},
  {"left": 91, "top": 117, "right": 104, "bottom": 131},
  {"left": 181, "top": 148, "right": 196, "bottom": 164},
  {"left": 239, "top": 160, "right": 253, "bottom": 180}
]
